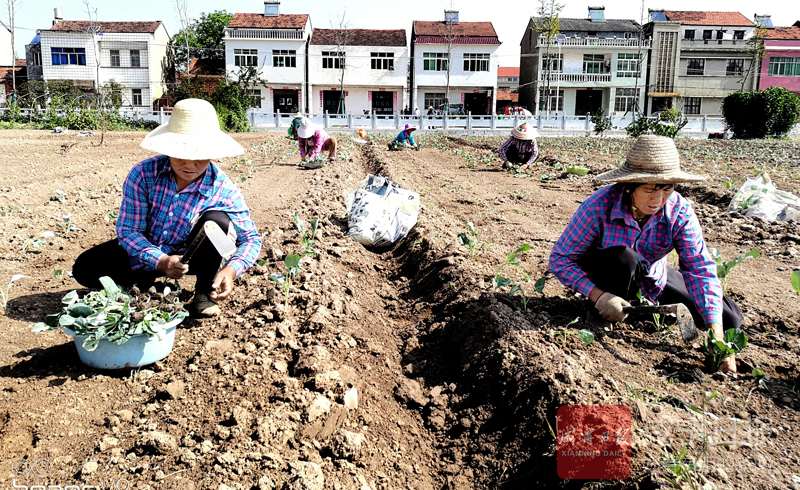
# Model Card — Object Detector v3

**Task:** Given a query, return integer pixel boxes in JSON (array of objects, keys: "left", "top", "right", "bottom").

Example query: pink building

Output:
[{"left": 759, "top": 26, "right": 800, "bottom": 96}]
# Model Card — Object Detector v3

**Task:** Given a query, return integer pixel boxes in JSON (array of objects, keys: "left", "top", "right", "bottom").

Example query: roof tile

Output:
[
  {"left": 311, "top": 29, "right": 406, "bottom": 47},
  {"left": 764, "top": 27, "right": 800, "bottom": 40},
  {"left": 663, "top": 11, "right": 753, "bottom": 27},
  {"left": 413, "top": 20, "right": 499, "bottom": 39},
  {"left": 229, "top": 13, "right": 308, "bottom": 29},
  {"left": 496, "top": 88, "right": 519, "bottom": 102},
  {"left": 49, "top": 20, "right": 162, "bottom": 33},
  {"left": 498, "top": 67, "right": 519, "bottom": 77}
]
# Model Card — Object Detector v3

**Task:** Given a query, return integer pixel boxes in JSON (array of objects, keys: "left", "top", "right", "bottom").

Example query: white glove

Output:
[{"left": 595, "top": 292, "right": 631, "bottom": 322}]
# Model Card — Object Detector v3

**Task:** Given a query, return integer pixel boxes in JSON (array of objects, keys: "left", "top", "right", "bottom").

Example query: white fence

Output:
[{"left": 5, "top": 106, "right": 799, "bottom": 135}]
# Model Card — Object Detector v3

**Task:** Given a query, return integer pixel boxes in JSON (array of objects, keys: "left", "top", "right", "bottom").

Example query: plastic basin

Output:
[{"left": 62, "top": 319, "right": 181, "bottom": 370}]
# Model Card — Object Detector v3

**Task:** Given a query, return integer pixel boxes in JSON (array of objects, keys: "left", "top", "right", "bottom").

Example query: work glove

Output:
[{"left": 595, "top": 292, "right": 631, "bottom": 322}]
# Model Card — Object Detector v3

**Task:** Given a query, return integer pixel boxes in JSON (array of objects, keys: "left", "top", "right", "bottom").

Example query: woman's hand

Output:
[
  {"left": 708, "top": 322, "right": 737, "bottom": 373},
  {"left": 210, "top": 265, "right": 237, "bottom": 301},
  {"left": 157, "top": 254, "right": 188, "bottom": 279}
]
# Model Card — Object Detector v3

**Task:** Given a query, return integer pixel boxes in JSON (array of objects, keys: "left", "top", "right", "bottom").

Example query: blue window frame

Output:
[{"left": 51, "top": 47, "right": 86, "bottom": 65}]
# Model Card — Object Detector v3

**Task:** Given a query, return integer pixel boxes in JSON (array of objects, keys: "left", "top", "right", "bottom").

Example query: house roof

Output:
[
  {"left": 189, "top": 58, "right": 225, "bottom": 76},
  {"left": 550, "top": 18, "right": 641, "bottom": 33},
  {"left": 48, "top": 20, "right": 163, "bottom": 33},
  {"left": 16, "top": 59, "right": 26, "bottom": 67},
  {"left": 498, "top": 67, "right": 519, "bottom": 77},
  {"left": 764, "top": 27, "right": 800, "bottom": 40},
  {"left": 663, "top": 11, "right": 753, "bottom": 27},
  {"left": 310, "top": 29, "right": 406, "bottom": 47},
  {"left": 228, "top": 13, "right": 308, "bottom": 29},
  {"left": 413, "top": 20, "right": 499, "bottom": 41}
]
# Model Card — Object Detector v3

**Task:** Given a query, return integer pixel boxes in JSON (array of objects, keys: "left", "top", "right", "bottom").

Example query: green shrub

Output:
[
  {"left": 590, "top": 108, "right": 613, "bottom": 135},
  {"left": 625, "top": 109, "right": 687, "bottom": 139},
  {"left": 722, "top": 87, "right": 800, "bottom": 139}
]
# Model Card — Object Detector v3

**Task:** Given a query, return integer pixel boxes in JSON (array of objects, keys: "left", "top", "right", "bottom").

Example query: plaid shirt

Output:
[
  {"left": 548, "top": 184, "right": 723, "bottom": 325},
  {"left": 117, "top": 155, "right": 262, "bottom": 277},
  {"left": 498, "top": 137, "right": 539, "bottom": 166}
]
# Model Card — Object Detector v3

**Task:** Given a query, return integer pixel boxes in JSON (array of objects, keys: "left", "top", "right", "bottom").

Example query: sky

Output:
[{"left": 6, "top": 0, "right": 800, "bottom": 66}]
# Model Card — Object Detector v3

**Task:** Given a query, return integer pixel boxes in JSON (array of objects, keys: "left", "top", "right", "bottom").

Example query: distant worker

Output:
[
  {"left": 498, "top": 122, "right": 539, "bottom": 171},
  {"left": 288, "top": 112, "right": 303, "bottom": 140},
  {"left": 427, "top": 106, "right": 435, "bottom": 116},
  {"left": 413, "top": 107, "right": 421, "bottom": 116},
  {"left": 297, "top": 118, "right": 337, "bottom": 167},
  {"left": 389, "top": 124, "right": 419, "bottom": 151}
]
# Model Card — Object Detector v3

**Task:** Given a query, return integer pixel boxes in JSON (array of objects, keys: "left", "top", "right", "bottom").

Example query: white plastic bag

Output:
[
  {"left": 728, "top": 172, "right": 800, "bottom": 222},
  {"left": 344, "top": 174, "right": 420, "bottom": 247}
]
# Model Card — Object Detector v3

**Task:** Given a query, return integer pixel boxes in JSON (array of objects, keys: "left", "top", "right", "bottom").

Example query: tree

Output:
[
  {"left": 6, "top": 0, "right": 22, "bottom": 95},
  {"left": 82, "top": 0, "right": 101, "bottom": 96},
  {"left": 437, "top": 13, "right": 461, "bottom": 115},
  {"left": 533, "top": 0, "right": 564, "bottom": 116},
  {"left": 170, "top": 10, "right": 233, "bottom": 75},
  {"left": 173, "top": 0, "right": 190, "bottom": 76},
  {"left": 740, "top": 21, "right": 766, "bottom": 92},
  {"left": 328, "top": 11, "right": 351, "bottom": 115}
]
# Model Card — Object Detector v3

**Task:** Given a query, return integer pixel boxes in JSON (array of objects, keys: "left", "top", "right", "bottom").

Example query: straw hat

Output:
[
  {"left": 511, "top": 123, "right": 538, "bottom": 141},
  {"left": 297, "top": 118, "right": 320, "bottom": 139},
  {"left": 140, "top": 99, "right": 243, "bottom": 160},
  {"left": 596, "top": 135, "right": 705, "bottom": 184}
]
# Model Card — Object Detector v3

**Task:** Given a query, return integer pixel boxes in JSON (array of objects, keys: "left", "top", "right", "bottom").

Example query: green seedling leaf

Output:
[
  {"left": 534, "top": 277, "right": 546, "bottom": 294},
  {"left": 792, "top": 270, "right": 800, "bottom": 296},
  {"left": 457, "top": 232, "right": 470, "bottom": 246},
  {"left": 99, "top": 276, "right": 121, "bottom": 302},
  {"left": 67, "top": 303, "right": 94, "bottom": 317},
  {"left": 723, "top": 328, "right": 747, "bottom": 351},
  {"left": 493, "top": 275, "right": 512, "bottom": 290},
  {"left": 284, "top": 254, "right": 301, "bottom": 269},
  {"left": 565, "top": 164, "right": 590, "bottom": 176},
  {"left": 578, "top": 329, "right": 595, "bottom": 344},
  {"left": 269, "top": 274, "right": 286, "bottom": 286},
  {"left": 39, "top": 231, "right": 57, "bottom": 238},
  {"left": 31, "top": 322, "right": 49, "bottom": 333}
]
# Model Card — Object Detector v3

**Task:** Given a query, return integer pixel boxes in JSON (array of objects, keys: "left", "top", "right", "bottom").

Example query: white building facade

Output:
[
  {"left": 308, "top": 29, "right": 408, "bottom": 115},
  {"left": 37, "top": 19, "right": 170, "bottom": 108},
  {"left": 411, "top": 13, "right": 501, "bottom": 115},
  {"left": 224, "top": 3, "right": 311, "bottom": 114},
  {"left": 520, "top": 7, "right": 649, "bottom": 117},
  {"left": 0, "top": 20, "right": 13, "bottom": 66}
]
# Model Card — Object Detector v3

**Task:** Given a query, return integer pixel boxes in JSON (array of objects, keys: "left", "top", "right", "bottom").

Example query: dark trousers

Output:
[
  {"left": 73, "top": 211, "right": 231, "bottom": 294},
  {"left": 578, "top": 246, "right": 743, "bottom": 330}
]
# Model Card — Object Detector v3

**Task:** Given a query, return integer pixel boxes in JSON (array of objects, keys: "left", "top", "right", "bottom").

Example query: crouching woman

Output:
[{"left": 548, "top": 135, "right": 742, "bottom": 372}]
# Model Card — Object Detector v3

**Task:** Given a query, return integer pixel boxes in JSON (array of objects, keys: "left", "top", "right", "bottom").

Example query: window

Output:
[
  {"left": 423, "top": 92, "right": 446, "bottom": 111},
  {"left": 235, "top": 49, "right": 258, "bottom": 67},
  {"left": 726, "top": 59, "right": 744, "bottom": 76},
  {"left": 702, "top": 30, "right": 712, "bottom": 40},
  {"left": 322, "top": 51, "right": 345, "bottom": 69},
  {"left": 768, "top": 57, "right": 800, "bottom": 76},
  {"left": 542, "top": 53, "right": 563, "bottom": 72},
  {"left": 733, "top": 30, "right": 745, "bottom": 40},
  {"left": 463, "top": 53, "right": 490, "bottom": 72},
  {"left": 582, "top": 54, "right": 606, "bottom": 74},
  {"left": 272, "top": 50, "right": 296, "bottom": 68},
  {"left": 371, "top": 52, "right": 394, "bottom": 70},
  {"left": 684, "top": 97, "right": 701, "bottom": 115},
  {"left": 512, "top": 77, "right": 518, "bottom": 81},
  {"left": 686, "top": 59, "right": 704, "bottom": 76},
  {"left": 130, "top": 50, "right": 141, "bottom": 67},
  {"left": 249, "top": 89, "right": 262, "bottom": 109},
  {"left": 617, "top": 53, "right": 640, "bottom": 78},
  {"left": 538, "top": 88, "right": 564, "bottom": 112},
  {"left": 110, "top": 50, "right": 120, "bottom": 67},
  {"left": 51, "top": 47, "right": 86, "bottom": 66},
  {"left": 32, "top": 51, "right": 42, "bottom": 66},
  {"left": 423, "top": 52, "right": 448, "bottom": 71},
  {"left": 132, "top": 89, "right": 142, "bottom": 106},
  {"left": 614, "top": 88, "right": 640, "bottom": 112},
  {"left": 716, "top": 30, "right": 725, "bottom": 40},
  {"left": 684, "top": 29, "right": 695, "bottom": 40}
]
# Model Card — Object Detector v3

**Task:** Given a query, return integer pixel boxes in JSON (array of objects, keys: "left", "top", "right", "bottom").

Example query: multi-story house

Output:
[
  {"left": 758, "top": 17, "right": 800, "bottom": 97},
  {"left": 25, "top": 33, "right": 43, "bottom": 82},
  {"left": 34, "top": 13, "right": 170, "bottom": 108},
  {"left": 497, "top": 66, "right": 519, "bottom": 90},
  {"left": 224, "top": 1, "right": 311, "bottom": 114},
  {"left": 1, "top": 20, "right": 13, "bottom": 66},
  {"left": 519, "top": 6, "right": 649, "bottom": 117},
  {"left": 645, "top": 10, "right": 756, "bottom": 116},
  {"left": 410, "top": 10, "right": 501, "bottom": 115},
  {"left": 308, "top": 29, "right": 407, "bottom": 115}
]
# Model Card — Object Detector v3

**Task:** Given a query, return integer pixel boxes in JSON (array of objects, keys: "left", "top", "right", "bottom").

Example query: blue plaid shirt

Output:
[
  {"left": 117, "top": 155, "right": 262, "bottom": 277},
  {"left": 549, "top": 184, "right": 723, "bottom": 325}
]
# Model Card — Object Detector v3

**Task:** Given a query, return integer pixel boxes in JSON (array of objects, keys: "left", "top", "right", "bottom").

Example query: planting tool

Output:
[
  {"left": 180, "top": 221, "right": 236, "bottom": 264},
  {"left": 622, "top": 304, "right": 699, "bottom": 342}
]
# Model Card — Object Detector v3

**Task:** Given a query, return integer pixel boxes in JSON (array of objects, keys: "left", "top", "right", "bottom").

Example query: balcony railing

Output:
[
  {"left": 538, "top": 72, "right": 612, "bottom": 83},
  {"left": 224, "top": 28, "right": 305, "bottom": 40},
  {"left": 537, "top": 36, "right": 650, "bottom": 48}
]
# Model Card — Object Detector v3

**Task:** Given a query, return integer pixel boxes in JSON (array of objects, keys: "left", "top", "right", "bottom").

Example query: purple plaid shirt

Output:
[
  {"left": 548, "top": 184, "right": 722, "bottom": 325},
  {"left": 116, "top": 155, "right": 262, "bottom": 277}
]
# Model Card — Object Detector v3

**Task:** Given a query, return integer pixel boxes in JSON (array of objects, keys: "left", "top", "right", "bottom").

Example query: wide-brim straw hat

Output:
[
  {"left": 511, "top": 122, "right": 538, "bottom": 140},
  {"left": 596, "top": 135, "right": 705, "bottom": 184},
  {"left": 404, "top": 124, "right": 417, "bottom": 132},
  {"left": 297, "top": 117, "right": 320, "bottom": 139},
  {"left": 140, "top": 98, "right": 243, "bottom": 160}
]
